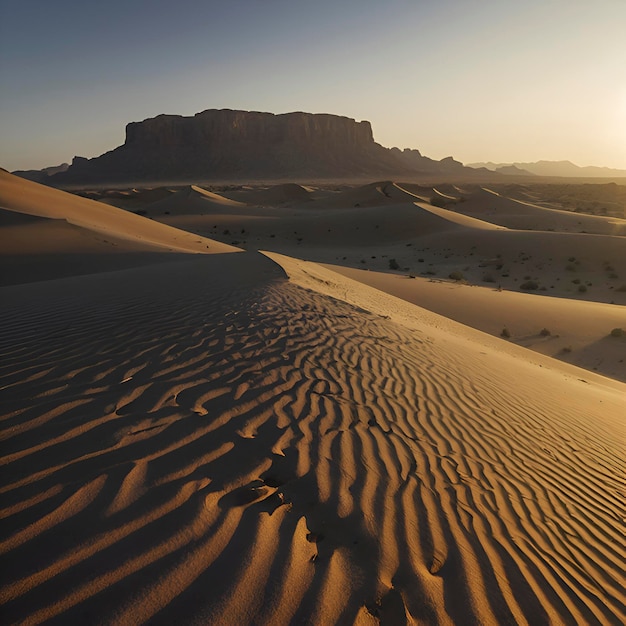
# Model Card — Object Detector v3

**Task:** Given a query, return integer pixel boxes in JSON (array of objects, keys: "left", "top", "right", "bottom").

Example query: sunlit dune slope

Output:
[
  {"left": 0, "top": 250, "right": 623, "bottom": 624},
  {"left": 321, "top": 263, "right": 626, "bottom": 381}
]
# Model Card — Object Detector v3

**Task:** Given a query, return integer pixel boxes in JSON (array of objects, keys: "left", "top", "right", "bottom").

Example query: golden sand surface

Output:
[{"left": 1, "top": 173, "right": 624, "bottom": 624}]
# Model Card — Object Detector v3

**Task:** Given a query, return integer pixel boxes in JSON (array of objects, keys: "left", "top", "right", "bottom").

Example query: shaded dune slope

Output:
[
  {"left": 312, "top": 181, "right": 419, "bottom": 209},
  {"left": 232, "top": 183, "right": 314, "bottom": 206},
  {"left": 396, "top": 183, "right": 625, "bottom": 236},
  {"left": 0, "top": 252, "right": 623, "bottom": 624},
  {"left": 451, "top": 187, "right": 625, "bottom": 236},
  {"left": 146, "top": 185, "right": 249, "bottom": 215},
  {"left": 0, "top": 171, "right": 236, "bottom": 254}
]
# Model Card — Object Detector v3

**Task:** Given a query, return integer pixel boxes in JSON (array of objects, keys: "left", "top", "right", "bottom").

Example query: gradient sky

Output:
[{"left": 1, "top": 0, "right": 625, "bottom": 171}]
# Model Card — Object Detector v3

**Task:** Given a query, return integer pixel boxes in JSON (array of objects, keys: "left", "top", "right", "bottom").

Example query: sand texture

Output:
[
  {"left": 1, "top": 249, "right": 624, "bottom": 624},
  {"left": 1, "top": 174, "right": 625, "bottom": 624}
]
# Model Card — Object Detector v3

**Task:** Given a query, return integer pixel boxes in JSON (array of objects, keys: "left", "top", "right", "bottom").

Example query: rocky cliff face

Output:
[
  {"left": 125, "top": 110, "right": 375, "bottom": 150},
  {"left": 52, "top": 109, "right": 480, "bottom": 184}
]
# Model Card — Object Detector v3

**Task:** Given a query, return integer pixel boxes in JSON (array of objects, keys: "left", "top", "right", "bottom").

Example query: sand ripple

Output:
[{"left": 0, "top": 254, "right": 624, "bottom": 624}]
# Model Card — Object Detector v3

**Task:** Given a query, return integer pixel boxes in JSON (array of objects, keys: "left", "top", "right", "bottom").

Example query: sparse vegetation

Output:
[
  {"left": 520, "top": 280, "right": 539, "bottom": 290},
  {"left": 449, "top": 271, "right": 464, "bottom": 281},
  {"left": 388, "top": 258, "right": 400, "bottom": 270},
  {"left": 578, "top": 285, "right": 587, "bottom": 293},
  {"left": 540, "top": 328, "right": 551, "bottom": 336},
  {"left": 610, "top": 328, "right": 624, "bottom": 337},
  {"left": 501, "top": 327, "right": 511, "bottom": 338}
]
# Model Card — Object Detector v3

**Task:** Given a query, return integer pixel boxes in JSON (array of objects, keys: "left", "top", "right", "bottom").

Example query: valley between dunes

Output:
[{"left": 0, "top": 172, "right": 624, "bottom": 625}]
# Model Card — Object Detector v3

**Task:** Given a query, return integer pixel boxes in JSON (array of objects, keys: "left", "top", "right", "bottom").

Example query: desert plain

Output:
[{"left": 0, "top": 169, "right": 625, "bottom": 624}]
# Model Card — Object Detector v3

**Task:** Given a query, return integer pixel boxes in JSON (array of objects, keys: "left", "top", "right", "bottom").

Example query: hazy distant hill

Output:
[
  {"left": 19, "top": 109, "right": 489, "bottom": 185},
  {"left": 468, "top": 160, "right": 626, "bottom": 178},
  {"left": 12, "top": 163, "right": 69, "bottom": 183}
]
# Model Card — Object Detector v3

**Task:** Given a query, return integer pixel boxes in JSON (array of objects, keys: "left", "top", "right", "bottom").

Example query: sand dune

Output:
[
  {"left": 311, "top": 181, "right": 421, "bottom": 208},
  {"left": 230, "top": 183, "right": 314, "bottom": 206},
  {"left": 321, "top": 263, "right": 626, "bottom": 381},
  {"left": 1, "top": 249, "right": 624, "bottom": 624},
  {"left": 446, "top": 186, "right": 626, "bottom": 236},
  {"left": 0, "top": 172, "right": 240, "bottom": 284},
  {"left": 397, "top": 182, "right": 626, "bottom": 236},
  {"left": 82, "top": 187, "right": 175, "bottom": 210},
  {"left": 145, "top": 185, "right": 249, "bottom": 215},
  {"left": 1, "top": 174, "right": 624, "bottom": 624},
  {"left": 0, "top": 171, "right": 236, "bottom": 254},
  {"left": 157, "top": 183, "right": 626, "bottom": 306}
]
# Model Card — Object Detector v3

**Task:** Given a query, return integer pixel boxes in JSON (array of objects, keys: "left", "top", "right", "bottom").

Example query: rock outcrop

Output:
[{"left": 50, "top": 109, "right": 484, "bottom": 184}]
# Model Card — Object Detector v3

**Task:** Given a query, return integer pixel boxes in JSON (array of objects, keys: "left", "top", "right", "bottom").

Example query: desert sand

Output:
[{"left": 1, "top": 172, "right": 625, "bottom": 624}]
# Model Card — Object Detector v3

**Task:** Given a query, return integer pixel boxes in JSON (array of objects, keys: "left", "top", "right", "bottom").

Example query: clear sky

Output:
[{"left": 1, "top": 0, "right": 625, "bottom": 171}]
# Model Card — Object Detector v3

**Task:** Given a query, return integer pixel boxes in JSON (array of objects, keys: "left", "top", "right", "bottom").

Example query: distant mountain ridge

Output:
[
  {"left": 12, "top": 162, "right": 69, "bottom": 183},
  {"left": 18, "top": 109, "right": 490, "bottom": 185},
  {"left": 468, "top": 160, "right": 626, "bottom": 178}
]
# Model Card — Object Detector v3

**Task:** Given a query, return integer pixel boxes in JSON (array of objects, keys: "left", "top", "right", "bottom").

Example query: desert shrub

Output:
[
  {"left": 616, "top": 284, "right": 626, "bottom": 292},
  {"left": 561, "top": 346, "right": 572, "bottom": 353},
  {"left": 572, "top": 279, "right": 581, "bottom": 284},
  {"left": 483, "top": 273, "right": 495, "bottom": 283},
  {"left": 608, "top": 272, "right": 619, "bottom": 279},
  {"left": 501, "top": 327, "right": 511, "bottom": 338},
  {"left": 610, "top": 328, "right": 624, "bottom": 337},
  {"left": 449, "top": 271, "right": 464, "bottom": 281},
  {"left": 565, "top": 264, "right": 576, "bottom": 272},
  {"left": 578, "top": 284, "right": 587, "bottom": 293},
  {"left": 388, "top": 258, "right": 400, "bottom": 270},
  {"left": 540, "top": 328, "right": 551, "bottom": 336},
  {"left": 520, "top": 280, "right": 539, "bottom": 290},
  {"left": 223, "top": 229, "right": 230, "bottom": 235}
]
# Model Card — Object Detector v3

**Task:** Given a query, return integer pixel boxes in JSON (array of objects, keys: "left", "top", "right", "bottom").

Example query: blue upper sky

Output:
[{"left": 1, "top": 0, "right": 625, "bottom": 170}]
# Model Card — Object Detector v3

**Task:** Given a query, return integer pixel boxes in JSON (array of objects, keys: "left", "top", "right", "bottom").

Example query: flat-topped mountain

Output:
[{"left": 48, "top": 109, "right": 486, "bottom": 184}]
